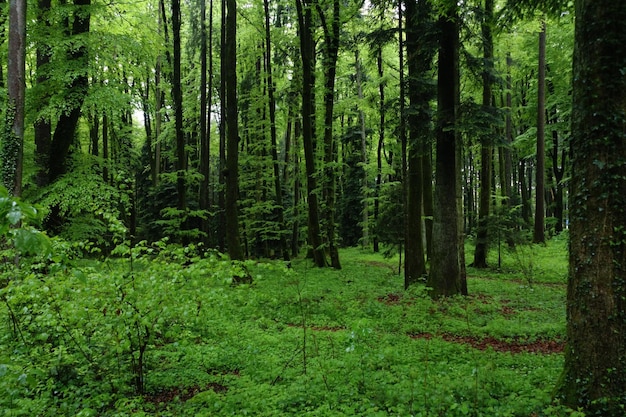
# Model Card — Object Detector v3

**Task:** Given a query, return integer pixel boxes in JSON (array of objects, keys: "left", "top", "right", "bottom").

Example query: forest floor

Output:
[{"left": 1, "top": 235, "right": 579, "bottom": 416}]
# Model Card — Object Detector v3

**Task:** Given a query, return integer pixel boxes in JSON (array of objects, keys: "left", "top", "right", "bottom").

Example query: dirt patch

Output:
[
  {"left": 144, "top": 383, "right": 228, "bottom": 404},
  {"left": 410, "top": 332, "right": 564, "bottom": 354},
  {"left": 377, "top": 293, "right": 403, "bottom": 305}
]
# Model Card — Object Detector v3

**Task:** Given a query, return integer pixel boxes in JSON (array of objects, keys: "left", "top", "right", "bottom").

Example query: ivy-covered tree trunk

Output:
[
  {"left": 533, "top": 19, "right": 546, "bottom": 243},
  {"left": 428, "top": 0, "right": 463, "bottom": 298},
  {"left": 556, "top": 1, "right": 626, "bottom": 413},
  {"left": 224, "top": 0, "right": 243, "bottom": 260},
  {"left": 1, "top": 0, "right": 26, "bottom": 196},
  {"left": 472, "top": 0, "right": 494, "bottom": 268},
  {"left": 404, "top": 0, "right": 435, "bottom": 288},
  {"left": 48, "top": 0, "right": 90, "bottom": 183},
  {"left": 295, "top": 0, "right": 326, "bottom": 267}
]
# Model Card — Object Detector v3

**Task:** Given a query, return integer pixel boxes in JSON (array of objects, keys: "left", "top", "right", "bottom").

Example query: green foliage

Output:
[
  {"left": 0, "top": 185, "right": 51, "bottom": 257},
  {"left": 33, "top": 156, "right": 130, "bottom": 252}
]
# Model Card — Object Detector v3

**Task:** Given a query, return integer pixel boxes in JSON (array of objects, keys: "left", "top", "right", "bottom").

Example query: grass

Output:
[{"left": 0, "top": 238, "right": 575, "bottom": 416}]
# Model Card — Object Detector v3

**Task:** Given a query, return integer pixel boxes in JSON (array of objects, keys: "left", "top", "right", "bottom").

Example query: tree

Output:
[
  {"left": 1, "top": 0, "right": 26, "bottom": 196},
  {"left": 428, "top": 0, "right": 463, "bottom": 297},
  {"left": 404, "top": 0, "right": 435, "bottom": 288},
  {"left": 295, "top": 0, "right": 326, "bottom": 267},
  {"left": 172, "top": 0, "right": 186, "bottom": 212},
  {"left": 472, "top": 0, "right": 494, "bottom": 268},
  {"left": 317, "top": 0, "right": 342, "bottom": 269},
  {"left": 533, "top": 18, "right": 546, "bottom": 243},
  {"left": 47, "top": 0, "right": 91, "bottom": 184},
  {"left": 556, "top": 1, "right": 626, "bottom": 413},
  {"left": 224, "top": 0, "right": 243, "bottom": 260}
]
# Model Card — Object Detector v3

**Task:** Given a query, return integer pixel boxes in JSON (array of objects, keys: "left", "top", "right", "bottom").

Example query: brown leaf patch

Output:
[{"left": 410, "top": 332, "right": 564, "bottom": 354}]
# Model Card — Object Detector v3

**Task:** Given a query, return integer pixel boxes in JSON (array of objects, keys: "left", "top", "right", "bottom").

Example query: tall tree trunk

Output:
[
  {"left": 264, "top": 0, "right": 289, "bottom": 261},
  {"left": 217, "top": 0, "right": 226, "bottom": 252},
  {"left": 1, "top": 0, "right": 26, "bottom": 196},
  {"left": 533, "top": 19, "right": 546, "bottom": 243},
  {"left": 354, "top": 48, "right": 369, "bottom": 249},
  {"left": 224, "top": 0, "right": 243, "bottom": 260},
  {"left": 172, "top": 0, "right": 186, "bottom": 212},
  {"left": 48, "top": 0, "right": 90, "bottom": 183},
  {"left": 428, "top": 0, "right": 462, "bottom": 298},
  {"left": 422, "top": 146, "right": 433, "bottom": 260},
  {"left": 374, "top": 47, "right": 384, "bottom": 253},
  {"left": 295, "top": 0, "right": 326, "bottom": 267},
  {"left": 472, "top": 0, "right": 494, "bottom": 268},
  {"left": 317, "top": 0, "right": 341, "bottom": 269},
  {"left": 556, "top": 1, "right": 626, "bottom": 413},
  {"left": 199, "top": 0, "right": 211, "bottom": 243},
  {"left": 404, "top": 0, "right": 434, "bottom": 287}
]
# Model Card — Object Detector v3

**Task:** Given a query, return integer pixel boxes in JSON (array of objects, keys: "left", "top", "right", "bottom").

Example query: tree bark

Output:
[
  {"left": 264, "top": 0, "right": 289, "bottom": 261},
  {"left": 404, "top": 0, "right": 435, "bottom": 288},
  {"left": 172, "top": 0, "right": 186, "bottom": 212},
  {"left": 295, "top": 0, "right": 326, "bottom": 267},
  {"left": 1, "top": 0, "right": 26, "bottom": 196},
  {"left": 556, "top": 1, "right": 626, "bottom": 413},
  {"left": 428, "top": 0, "right": 462, "bottom": 298},
  {"left": 224, "top": 0, "right": 243, "bottom": 260},
  {"left": 533, "top": 19, "right": 546, "bottom": 243},
  {"left": 472, "top": 0, "right": 494, "bottom": 268}
]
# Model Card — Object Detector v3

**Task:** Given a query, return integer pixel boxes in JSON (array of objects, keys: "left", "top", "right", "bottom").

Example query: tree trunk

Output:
[
  {"left": 172, "top": 0, "right": 186, "bottom": 212},
  {"left": 317, "top": 0, "right": 341, "bottom": 269},
  {"left": 428, "top": 0, "right": 462, "bottom": 298},
  {"left": 533, "top": 20, "right": 546, "bottom": 243},
  {"left": 556, "top": 1, "right": 626, "bottom": 413},
  {"left": 224, "top": 0, "right": 243, "bottom": 260},
  {"left": 217, "top": 0, "right": 226, "bottom": 252},
  {"left": 1, "top": 0, "right": 26, "bottom": 196},
  {"left": 374, "top": 47, "right": 384, "bottom": 253},
  {"left": 264, "top": 0, "right": 289, "bottom": 261},
  {"left": 295, "top": 0, "right": 326, "bottom": 267},
  {"left": 472, "top": 0, "right": 494, "bottom": 268},
  {"left": 48, "top": 0, "right": 90, "bottom": 183},
  {"left": 404, "top": 0, "right": 434, "bottom": 288},
  {"left": 355, "top": 48, "right": 369, "bottom": 249}
]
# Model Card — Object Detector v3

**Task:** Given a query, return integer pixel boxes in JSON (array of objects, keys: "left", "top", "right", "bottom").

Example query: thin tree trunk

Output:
[
  {"left": 374, "top": 47, "right": 384, "bottom": 253},
  {"left": 199, "top": 0, "right": 211, "bottom": 243},
  {"left": 172, "top": 0, "right": 186, "bottom": 212},
  {"left": 533, "top": 19, "right": 546, "bottom": 243},
  {"left": 264, "top": 0, "right": 289, "bottom": 261},
  {"left": 355, "top": 48, "right": 369, "bottom": 248},
  {"left": 473, "top": 0, "right": 494, "bottom": 268},
  {"left": 317, "top": 0, "right": 341, "bottom": 269}
]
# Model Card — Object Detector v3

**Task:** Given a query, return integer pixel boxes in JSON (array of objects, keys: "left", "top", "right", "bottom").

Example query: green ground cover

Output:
[{"left": 1, "top": 237, "right": 580, "bottom": 416}]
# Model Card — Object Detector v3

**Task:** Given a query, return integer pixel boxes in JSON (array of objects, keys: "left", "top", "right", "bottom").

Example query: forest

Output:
[{"left": 1, "top": 0, "right": 625, "bottom": 415}]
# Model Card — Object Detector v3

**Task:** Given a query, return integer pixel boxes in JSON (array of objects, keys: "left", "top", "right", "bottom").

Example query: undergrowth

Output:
[{"left": 0, "top": 238, "right": 580, "bottom": 416}]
